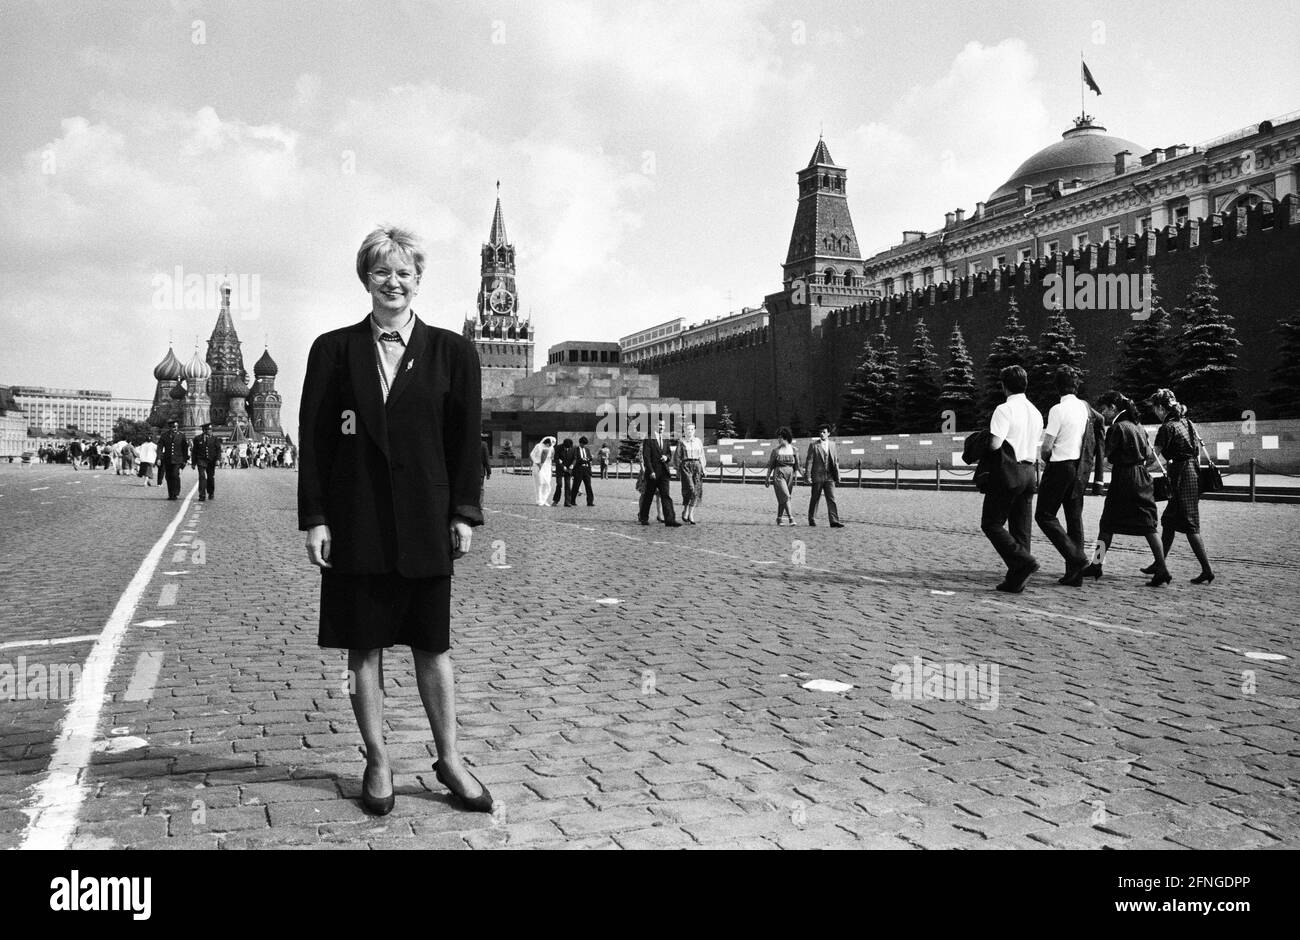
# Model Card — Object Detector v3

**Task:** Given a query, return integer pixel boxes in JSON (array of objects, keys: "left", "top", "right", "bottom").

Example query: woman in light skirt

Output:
[
  {"left": 530, "top": 436, "right": 555, "bottom": 506},
  {"left": 674, "top": 422, "right": 706, "bottom": 524}
]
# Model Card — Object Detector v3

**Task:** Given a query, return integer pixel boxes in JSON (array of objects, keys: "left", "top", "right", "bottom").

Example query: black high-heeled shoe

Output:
[
  {"left": 1140, "top": 562, "right": 1157, "bottom": 575},
  {"left": 1191, "top": 571, "right": 1215, "bottom": 585},
  {"left": 1082, "top": 563, "right": 1103, "bottom": 580},
  {"left": 361, "top": 762, "right": 394, "bottom": 816},
  {"left": 1145, "top": 571, "right": 1172, "bottom": 588},
  {"left": 433, "top": 759, "right": 494, "bottom": 813}
]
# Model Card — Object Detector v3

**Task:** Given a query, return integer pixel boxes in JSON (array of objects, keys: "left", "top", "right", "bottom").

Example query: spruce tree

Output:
[
  {"left": 840, "top": 324, "right": 899, "bottom": 433},
  {"left": 1113, "top": 266, "right": 1173, "bottom": 406},
  {"left": 938, "top": 324, "right": 978, "bottom": 431},
  {"left": 1029, "top": 307, "right": 1087, "bottom": 417},
  {"left": 715, "top": 405, "right": 737, "bottom": 439},
  {"left": 1264, "top": 308, "right": 1300, "bottom": 418},
  {"left": 897, "top": 317, "right": 942, "bottom": 432},
  {"left": 981, "top": 295, "right": 1035, "bottom": 420},
  {"left": 1173, "top": 261, "right": 1240, "bottom": 420}
]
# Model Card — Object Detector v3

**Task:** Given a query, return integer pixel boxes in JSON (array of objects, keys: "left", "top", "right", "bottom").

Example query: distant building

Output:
[
  {"left": 0, "top": 386, "right": 28, "bottom": 457},
  {"left": 145, "top": 281, "right": 285, "bottom": 443},
  {"left": 620, "top": 318, "right": 684, "bottom": 364},
  {"left": 10, "top": 385, "right": 152, "bottom": 440},
  {"left": 463, "top": 185, "right": 535, "bottom": 398},
  {"left": 483, "top": 341, "right": 713, "bottom": 459}
]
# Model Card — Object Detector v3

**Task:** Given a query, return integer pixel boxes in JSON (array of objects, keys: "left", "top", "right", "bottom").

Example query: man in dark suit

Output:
[
  {"left": 638, "top": 419, "right": 680, "bottom": 526},
  {"left": 804, "top": 425, "right": 843, "bottom": 527},
  {"left": 551, "top": 438, "right": 575, "bottom": 506},
  {"left": 191, "top": 423, "right": 222, "bottom": 501},
  {"left": 298, "top": 226, "right": 488, "bottom": 814},
  {"left": 157, "top": 420, "right": 189, "bottom": 500},
  {"left": 479, "top": 434, "right": 491, "bottom": 507},
  {"left": 572, "top": 436, "right": 595, "bottom": 506}
]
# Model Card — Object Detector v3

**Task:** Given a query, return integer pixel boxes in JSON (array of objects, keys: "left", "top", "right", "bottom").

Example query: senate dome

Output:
[{"left": 989, "top": 117, "right": 1144, "bottom": 202}]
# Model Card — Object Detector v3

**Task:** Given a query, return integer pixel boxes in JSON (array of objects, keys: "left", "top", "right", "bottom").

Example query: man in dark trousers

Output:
[
  {"left": 638, "top": 419, "right": 680, "bottom": 526},
  {"left": 479, "top": 434, "right": 491, "bottom": 506},
  {"left": 191, "top": 423, "right": 222, "bottom": 501},
  {"left": 983, "top": 365, "right": 1044, "bottom": 592},
  {"left": 1035, "top": 366, "right": 1107, "bottom": 586},
  {"left": 157, "top": 419, "right": 189, "bottom": 500},
  {"left": 804, "top": 425, "right": 844, "bottom": 527},
  {"left": 572, "top": 436, "right": 595, "bottom": 506},
  {"left": 552, "top": 437, "right": 576, "bottom": 506}
]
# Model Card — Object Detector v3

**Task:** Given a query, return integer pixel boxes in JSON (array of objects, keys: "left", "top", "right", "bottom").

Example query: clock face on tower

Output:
[{"left": 488, "top": 287, "right": 515, "bottom": 314}]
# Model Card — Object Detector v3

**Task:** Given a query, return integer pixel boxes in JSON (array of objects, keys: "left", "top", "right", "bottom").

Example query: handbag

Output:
[
  {"left": 1188, "top": 420, "right": 1224, "bottom": 494},
  {"left": 1153, "top": 474, "right": 1171, "bottom": 502}
]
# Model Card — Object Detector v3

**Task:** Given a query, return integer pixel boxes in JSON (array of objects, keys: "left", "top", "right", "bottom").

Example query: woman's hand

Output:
[
  {"left": 450, "top": 518, "right": 473, "bottom": 559},
  {"left": 306, "top": 524, "right": 332, "bottom": 568}
]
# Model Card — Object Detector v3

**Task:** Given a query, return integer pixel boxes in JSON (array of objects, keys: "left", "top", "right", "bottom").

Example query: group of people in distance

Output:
[
  {"left": 979, "top": 364, "right": 1214, "bottom": 593},
  {"left": 527, "top": 435, "right": 600, "bottom": 507}
]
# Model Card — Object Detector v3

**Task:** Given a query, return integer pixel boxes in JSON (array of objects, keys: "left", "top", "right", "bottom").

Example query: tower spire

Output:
[{"left": 488, "top": 186, "right": 509, "bottom": 247}]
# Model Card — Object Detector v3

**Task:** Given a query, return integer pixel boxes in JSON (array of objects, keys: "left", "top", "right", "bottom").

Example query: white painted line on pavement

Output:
[
  {"left": 162, "top": 570, "right": 189, "bottom": 575},
  {"left": 123, "top": 651, "right": 165, "bottom": 701},
  {"left": 135, "top": 619, "right": 177, "bottom": 628},
  {"left": 30, "top": 486, "right": 49, "bottom": 491},
  {"left": 157, "top": 583, "right": 179, "bottom": 606},
  {"left": 982, "top": 598, "right": 1161, "bottom": 636},
  {"left": 0, "top": 634, "right": 100, "bottom": 651},
  {"left": 19, "top": 485, "right": 194, "bottom": 850}
]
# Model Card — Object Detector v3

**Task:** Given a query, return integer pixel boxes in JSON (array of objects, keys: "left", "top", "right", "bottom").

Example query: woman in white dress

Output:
[{"left": 530, "top": 436, "right": 556, "bottom": 506}]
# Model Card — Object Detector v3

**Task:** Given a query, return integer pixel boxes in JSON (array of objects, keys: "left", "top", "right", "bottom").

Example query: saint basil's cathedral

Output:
[{"left": 147, "top": 281, "right": 286, "bottom": 443}]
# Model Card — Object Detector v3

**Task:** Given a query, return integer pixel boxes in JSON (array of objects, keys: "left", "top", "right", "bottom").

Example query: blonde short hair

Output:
[{"left": 356, "top": 226, "right": 426, "bottom": 286}]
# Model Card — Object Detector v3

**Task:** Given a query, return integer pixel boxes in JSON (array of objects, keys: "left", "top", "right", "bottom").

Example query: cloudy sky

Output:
[{"left": 2, "top": 0, "right": 1296, "bottom": 439}]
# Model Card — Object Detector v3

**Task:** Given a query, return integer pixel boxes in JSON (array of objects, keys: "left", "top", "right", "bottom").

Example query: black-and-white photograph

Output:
[{"left": 1, "top": 0, "right": 1297, "bottom": 906}]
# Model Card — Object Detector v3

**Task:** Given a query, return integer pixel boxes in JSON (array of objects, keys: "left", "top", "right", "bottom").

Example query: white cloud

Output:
[{"left": 845, "top": 38, "right": 1054, "bottom": 254}]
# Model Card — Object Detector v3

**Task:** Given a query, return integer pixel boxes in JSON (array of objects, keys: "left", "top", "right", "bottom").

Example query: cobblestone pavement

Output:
[{"left": 2, "top": 463, "right": 1298, "bottom": 849}]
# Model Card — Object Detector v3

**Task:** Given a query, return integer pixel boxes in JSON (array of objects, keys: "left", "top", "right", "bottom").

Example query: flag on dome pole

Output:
[{"left": 1082, "top": 60, "right": 1102, "bottom": 95}]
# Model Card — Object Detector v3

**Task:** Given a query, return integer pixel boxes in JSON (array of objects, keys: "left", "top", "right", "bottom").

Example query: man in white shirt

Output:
[
  {"left": 1035, "top": 366, "right": 1091, "bottom": 585},
  {"left": 982, "top": 365, "right": 1044, "bottom": 592}
]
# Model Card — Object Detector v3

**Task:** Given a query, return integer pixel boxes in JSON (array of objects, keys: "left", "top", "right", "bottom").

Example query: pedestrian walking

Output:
[
  {"left": 572, "top": 436, "right": 595, "bottom": 506},
  {"left": 1145, "top": 388, "right": 1215, "bottom": 584},
  {"left": 1082, "top": 391, "right": 1170, "bottom": 587},
  {"left": 299, "top": 225, "right": 491, "bottom": 817},
  {"left": 191, "top": 423, "right": 221, "bottom": 501},
  {"left": 157, "top": 420, "right": 188, "bottom": 500},
  {"left": 597, "top": 443, "right": 610, "bottom": 480},
  {"left": 638, "top": 419, "right": 680, "bottom": 526},
  {"left": 530, "top": 436, "right": 555, "bottom": 506},
  {"left": 479, "top": 434, "right": 492, "bottom": 506},
  {"left": 673, "top": 422, "right": 705, "bottom": 524},
  {"left": 1034, "top": 367, "right": 1093, "bottom": 586},
  {"left": 804, "top": 424, "right": 843, "bottom": 527},
  {"left": 137, "top": 438, "right": 157, "bottom": 485},
  {"left": 981, "top": 365, "right": 1043, "bottom": 592},
  {"left": 764, "top": 427, "right": 801, "bottom": 525}
]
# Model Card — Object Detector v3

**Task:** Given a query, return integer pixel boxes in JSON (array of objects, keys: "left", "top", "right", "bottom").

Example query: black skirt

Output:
[
  {"left": 319, "top": 570, "right": 451, "bottom": 653},
  {"left": 1160, "top": 458, "right": 1201, "bottom": 534},
  {"left": 1100, "top": 464, "right": 1158, "bottom": 536}
]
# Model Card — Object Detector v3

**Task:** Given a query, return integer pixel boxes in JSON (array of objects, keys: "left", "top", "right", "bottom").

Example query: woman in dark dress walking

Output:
[
  {"left": 763, "top": 427, "right": 801, "bottom": 525},
  {"left": 1082, "top": 391, "right": 1171, "bottom": 587},
  {"left": 1145, "top": 388, "right": 1214, "bottom": 584},
  {"left": 299, "top": 226, "right": 493, "bottom": 816}
]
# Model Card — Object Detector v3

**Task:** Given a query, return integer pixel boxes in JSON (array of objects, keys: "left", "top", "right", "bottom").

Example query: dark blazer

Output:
[
  {"left": 642, "top": 435, "right": 671, "bottom": 480},
  {"left": 158, "top": 430, "right": 188, "bottom": 465},
  {"left": 191, "top": 433, "right": 222, "bottom": 465},
  {"left": 804, "top": 439, "right": 841, "bottom": 484},
  {"left": 1076, "top": 404, "right": 1107, "bottom": 490},
  {"left": 297, "top": 315, "right": 483, "bottom": 578}
]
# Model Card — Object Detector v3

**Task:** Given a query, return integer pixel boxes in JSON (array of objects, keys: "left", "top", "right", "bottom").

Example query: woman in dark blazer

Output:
[
  {"left": 299, "top": 226, "right": 491, "bottom": 815},
  {"left": 1082, "top": 391, "right": 1171, "bottom": 587}
]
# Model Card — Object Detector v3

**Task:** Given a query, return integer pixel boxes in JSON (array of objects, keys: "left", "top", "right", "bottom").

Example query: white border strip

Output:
[
  {"left": 19, "top": 484, "right": 196, "bottom": 849},
  {"left": 0, "top": 635, "right": 100, "bottom": 651}
]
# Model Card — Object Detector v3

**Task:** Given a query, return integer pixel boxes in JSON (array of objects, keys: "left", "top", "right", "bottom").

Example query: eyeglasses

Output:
[{"left": 367, "top": 268, "right": 418, "bottom": 284}]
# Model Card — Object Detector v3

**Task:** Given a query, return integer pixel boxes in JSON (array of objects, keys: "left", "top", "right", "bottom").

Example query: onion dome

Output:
[
  {"left": 169, "top": 382, "right": 187, "bottom": 400},
  {"left": 228, "top": 376, "right": 250, "bottom": 398},
  {"left": 153, "top": 347, "right": 183, "bottom": 381},
  {"left": 989, "top": 117, "right": 1144, "bottom": 202},
  {"left": 183, "top": 349, "right": 211, "bottom": 381},
  {"left": 254, "top": 348, "right": 278, "bottom": 377}
]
